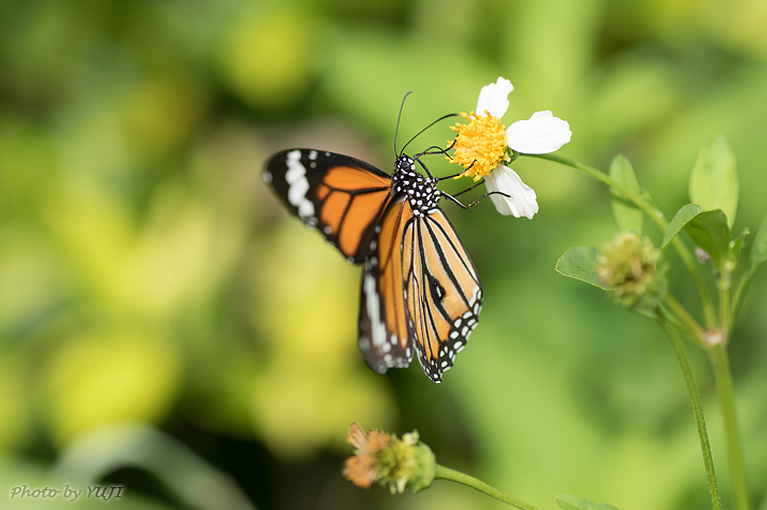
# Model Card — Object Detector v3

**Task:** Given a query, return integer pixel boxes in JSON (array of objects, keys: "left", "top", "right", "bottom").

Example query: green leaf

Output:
[
  {"left": 748, "top": 213, "right": 767, "bottom": 273},
  {"left": 556, "top": 494, "right": 623, "bottom": 510},
  {"left": 685, "top": 209, "right": 732, "bottom": 267},
  {"left": 662, "top": 206, "right": 734, "bottom": 269},
  {"left": 555, "top": 246, "right": 608, "bottom": 290},
  {"left": 730, "top": 227, "right": 750, "bottom": 262},
  {"left": 689, "top": 135, "right": 738, "bottom": 227},
  {"left": 609, "top": 154, "right": 643, "bottom": 233},
  {"left": 661, "top": 204, "right": 702, "bottom": 251}
]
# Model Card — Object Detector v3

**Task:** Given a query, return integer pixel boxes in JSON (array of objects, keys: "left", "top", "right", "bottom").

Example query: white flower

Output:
[{"left": 450, "top": 77, "right": 571, "bottom": 219}]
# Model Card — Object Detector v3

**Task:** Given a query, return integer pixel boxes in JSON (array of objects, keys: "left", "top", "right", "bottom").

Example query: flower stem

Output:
[
  {"left": 663, "top": 294, "right": 707, "bottom": 346},
  {"left": 656, "top": 314, "right": 723, "bottom": 510},
  {"left": 433, "top": 464, "right": 544, "bottom": 510},
  {"left": 526, "top": 153, "right": 717, "bottom": 328},
  {"left": 731, "top": 265, "right": 758, "bottom": 323},
  {"left": 718, "top": 269, "right": 733, "bottom": 338},
  {"left": 710, "top": 344, "right": 751, "bottom": 510}
]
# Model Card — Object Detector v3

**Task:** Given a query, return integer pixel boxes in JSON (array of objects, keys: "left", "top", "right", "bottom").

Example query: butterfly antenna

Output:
[
  {"left": 400, "top": 112, "right": 460, "bottom": 157},
  {"left": 394, "top": 91, "right": 414, "bottom": 157}
]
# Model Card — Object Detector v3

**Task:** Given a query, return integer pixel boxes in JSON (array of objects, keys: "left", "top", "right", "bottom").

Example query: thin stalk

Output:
[
  {"left": 434, "top": 464, "right": 544, "bottom": 510},
  {"left": 718, "top": 269, "right": 733, "bottom": 337},
  {"left": 663, "top": 294, "right": 707, "bottom": 346},
  {"left": 730, "top": 268, "right": 753, "bottom": 326},
  {"left": 527, "top": 153, "right": 717, "bottom": 328},
  {"left": 710, "top": 344, "right": 751, "bottom": 510},
  {"left": 657, "top": 315, "right": 722, "bottom": 510}
]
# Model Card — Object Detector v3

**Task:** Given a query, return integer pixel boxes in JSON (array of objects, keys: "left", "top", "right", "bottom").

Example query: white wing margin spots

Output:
[{"left": 285, "top": 149, "right": 316, "bottom": 221}]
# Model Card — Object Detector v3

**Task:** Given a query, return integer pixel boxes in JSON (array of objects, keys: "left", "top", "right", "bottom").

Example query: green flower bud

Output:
[{"left": 596, "top": 233, "right": 667, "bottom": 313}]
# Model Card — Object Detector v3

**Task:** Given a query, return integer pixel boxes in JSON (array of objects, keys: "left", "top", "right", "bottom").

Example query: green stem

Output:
[
  {"left": 657, "top": 315, "right": 723, "bottom": 510},
  {"left": 663, "top": 294, "right": 707, "bottom": 346},
  {"left": 710, "top": 344, "right": 751, "bottom": 510},
  {"left": 527, "top": 153, "right": 717, "bottom": 328},
  {"left": 434, "top": 464, "right": 544, "bottom": 510},
  {"left": 730, "top": 268, "right": 754, "bottom": 326},
  {"left": 718, "top": 269, "right": 733, "bottom": 337}
]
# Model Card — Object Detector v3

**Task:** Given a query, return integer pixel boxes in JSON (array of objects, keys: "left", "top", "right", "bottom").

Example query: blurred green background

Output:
[{"left": 1, "top": 0, "right": 766, "bottom": 509}]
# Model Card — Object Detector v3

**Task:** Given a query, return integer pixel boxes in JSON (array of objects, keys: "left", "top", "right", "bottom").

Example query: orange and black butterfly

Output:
[{"left": 263, "top": 121, "right": 482, "bottom": 382}]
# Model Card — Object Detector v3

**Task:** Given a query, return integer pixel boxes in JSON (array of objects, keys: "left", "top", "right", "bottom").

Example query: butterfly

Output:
[{"left": 263, "top": 130, "right": 482, "bottom": 382}]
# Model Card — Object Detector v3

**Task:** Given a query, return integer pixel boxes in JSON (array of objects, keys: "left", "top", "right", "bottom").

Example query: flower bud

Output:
[
  {"left": 596, "top": 233, "right": 667, "bottom": 313},
  {"left": 343, "top": 423, "right": 435, "bottom": 494}
]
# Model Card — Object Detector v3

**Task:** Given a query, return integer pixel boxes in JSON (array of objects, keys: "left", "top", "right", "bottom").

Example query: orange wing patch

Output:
[
  {"left": 338, "top": 188, "right": 390, "bottom": 257},
  {"left": 375, "top": 201, "right": 411, "bottom": 349},
  {"left": 312, "top": 165, "right": 392, "bottom": 262},
  {"left": 319, "top": 190, "right": 351, "bottom": 236},
  {"left": 325, "top": 165, "right": 391, "bottom": 190},
  {"left": 316, "top": 184, "right": 331, "bottom": 200}
]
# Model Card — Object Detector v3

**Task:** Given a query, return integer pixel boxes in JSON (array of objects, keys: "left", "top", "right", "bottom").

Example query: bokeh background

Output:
[{"left": 1, "top": 0, "right": 766, "bottom": 509}]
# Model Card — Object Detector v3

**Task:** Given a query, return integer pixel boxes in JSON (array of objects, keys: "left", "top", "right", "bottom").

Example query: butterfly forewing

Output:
[{"left": 264, "top": 149, "right": 392, "bottom": 263}]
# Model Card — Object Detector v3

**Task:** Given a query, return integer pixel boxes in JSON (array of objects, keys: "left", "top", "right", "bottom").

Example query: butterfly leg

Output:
[
  {"left": 410, "top": 139, "right": 460, "bottom": 180},
  {"left": 442, "top": 189, "right": 511, "bottom": 210},
  {"left": 436, "top": 157, "right": 476, "bottom": 181},
  {"left": 448, "top": 179, "right": 485, "bottom": 198},
  {"left": 414, "top": 138, "right": 456, "bottom": 160}
]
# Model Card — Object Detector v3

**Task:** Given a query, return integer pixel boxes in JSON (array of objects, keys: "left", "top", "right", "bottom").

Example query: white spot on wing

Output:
[
  {"left": 285, "top": 150, "right": 316, "bottom": 221},
  {"left": 364, "top": 274, "right": 387, "bottom": 351}
]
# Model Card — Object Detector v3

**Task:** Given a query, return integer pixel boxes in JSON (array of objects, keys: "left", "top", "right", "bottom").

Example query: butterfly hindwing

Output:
[
  {"left": 359, "top": 198, "right": 482, "bottom": 382},
  {"left": 264, "top": 149, "right": 393, "bottom": 263},
  {"left": 403, "top": 208, "right": 482, "bottom": 382},
  {"left": 358, "top": 197, "right": 414, "bottom": 373}
]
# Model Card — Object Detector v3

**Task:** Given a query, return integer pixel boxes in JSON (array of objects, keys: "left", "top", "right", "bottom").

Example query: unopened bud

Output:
[{"left": 596, "top": 233, "right": 667, "bottom": 313}]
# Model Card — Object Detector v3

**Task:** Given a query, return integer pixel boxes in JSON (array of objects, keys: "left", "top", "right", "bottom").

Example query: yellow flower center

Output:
[{"left": 448, "top": 110, "right": 509, "bottom": 181}]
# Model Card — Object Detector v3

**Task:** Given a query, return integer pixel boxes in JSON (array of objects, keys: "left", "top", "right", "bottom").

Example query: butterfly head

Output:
[{"left": 392, "top": 155, "right": 441, "bottom": 217}]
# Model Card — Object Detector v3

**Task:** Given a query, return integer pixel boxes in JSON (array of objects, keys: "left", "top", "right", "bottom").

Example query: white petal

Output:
[
  {"left": 483, "top": 165, "right": 539, "bottom": 219},
  {"left": 506, "top": 110, "right": 572, "bottom": 154},
  {"left": 476, "top": 77, "right": 514, "bottom": 118}
]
